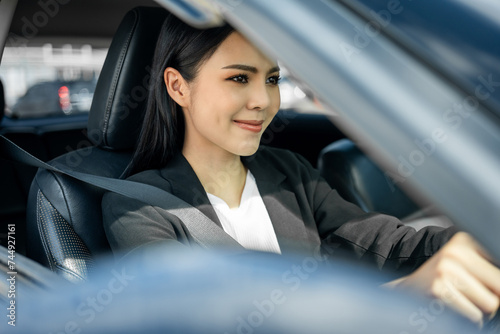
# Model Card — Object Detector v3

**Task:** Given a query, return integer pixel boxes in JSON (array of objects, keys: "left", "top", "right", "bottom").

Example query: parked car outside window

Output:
[
  {"left": 7, "top": 79, "right": 96, "bottom": 118},
  {"left": 0, "top": 44, "right": 105, "bottom": 118}
]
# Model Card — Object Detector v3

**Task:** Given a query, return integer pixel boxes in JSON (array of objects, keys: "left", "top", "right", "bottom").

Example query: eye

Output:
[
  {"left": 228, "top": 74, "right": 249, "bottom": 84},
  {"left": 267, "top": 75, "right": 282, "bottom": 86}
]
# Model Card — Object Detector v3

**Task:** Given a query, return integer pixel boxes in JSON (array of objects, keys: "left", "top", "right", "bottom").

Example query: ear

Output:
[{"left": 164, "top": 67, "right": 190, "bottom": 108}]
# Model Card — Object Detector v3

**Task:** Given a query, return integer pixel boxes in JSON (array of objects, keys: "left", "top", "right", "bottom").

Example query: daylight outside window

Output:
[
  {"left": 0, "top": 43, "right": 322, "bottom": 119},
  {"left": 0, "top": 44, "right": 106, "bottom": 119}
]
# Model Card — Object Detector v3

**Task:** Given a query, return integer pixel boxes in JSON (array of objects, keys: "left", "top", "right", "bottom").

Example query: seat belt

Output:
[{"left": 0, "top": 135, "right": 244, "bottom": 251}]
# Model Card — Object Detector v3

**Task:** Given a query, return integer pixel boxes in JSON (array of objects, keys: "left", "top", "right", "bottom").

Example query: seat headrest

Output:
[
  {"left": 87, "top": 7, "right": 167, "bottom": 150},
  {"left": 0, "top": 79, "right": 4, "bottom": 123}
]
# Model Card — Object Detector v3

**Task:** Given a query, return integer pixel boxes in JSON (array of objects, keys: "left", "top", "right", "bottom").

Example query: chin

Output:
[{"left": 233, "top": 141, "right": 261, "bottom": 157}]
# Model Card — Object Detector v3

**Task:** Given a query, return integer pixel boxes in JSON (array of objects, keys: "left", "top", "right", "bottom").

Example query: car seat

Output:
[
  {"left": 25, "top": 7, "right": 168, "bottom": 282},
  {"left": 317, "top": 139, "right": 421, "bottom": 220}
]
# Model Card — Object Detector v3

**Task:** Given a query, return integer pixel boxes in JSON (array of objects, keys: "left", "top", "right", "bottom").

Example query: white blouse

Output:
[{"left": 207, "top": 170, "right": 281, "bottom": 254}]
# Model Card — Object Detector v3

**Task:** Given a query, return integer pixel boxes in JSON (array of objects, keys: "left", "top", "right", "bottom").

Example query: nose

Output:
[{"left": 247, "top": 82, "right": 273, "bottom": 111}]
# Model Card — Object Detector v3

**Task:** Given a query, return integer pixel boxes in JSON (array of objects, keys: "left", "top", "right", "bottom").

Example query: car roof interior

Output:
[{"left": 9, "top": 0, "right": 160, "bottom": 47}]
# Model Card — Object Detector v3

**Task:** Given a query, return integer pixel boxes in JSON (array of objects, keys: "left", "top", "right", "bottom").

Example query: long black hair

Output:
[{"left": 126, "top": 14, "right": 234, "bottom": 176}]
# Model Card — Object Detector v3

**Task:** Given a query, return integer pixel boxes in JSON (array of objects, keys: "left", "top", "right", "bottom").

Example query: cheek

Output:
[
  {"left": 213, "top": 77, "right": 243, "bottom": 102},
  {"left": 267, "top": 89, "right": 281, "bottom": 118},
  {"left": 190, "top": 83, "right": 244, "bottom": 128},
  {"left": 272, "top": 88, "right": 281, "bottom": 110}
]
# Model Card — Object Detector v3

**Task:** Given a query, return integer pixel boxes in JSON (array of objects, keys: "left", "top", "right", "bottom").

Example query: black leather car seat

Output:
[
  {"left": 26, "top": 7, "right": 167, "bottom": 282},
  {"left": 317, "top": 139, "right": 421, "bottom": 220}
]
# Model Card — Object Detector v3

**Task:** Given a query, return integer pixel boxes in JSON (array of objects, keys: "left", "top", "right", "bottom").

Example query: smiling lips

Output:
[{"left": 233, "top": 120, "right": 264, "bottom": 133}]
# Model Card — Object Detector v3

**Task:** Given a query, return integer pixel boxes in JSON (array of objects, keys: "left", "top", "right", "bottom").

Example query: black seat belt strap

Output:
[{"left": 0, "top": 135, "right": 244, "bottom": 250}]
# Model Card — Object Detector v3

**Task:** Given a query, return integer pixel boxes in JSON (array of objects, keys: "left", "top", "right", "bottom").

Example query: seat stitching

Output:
[{"left": 102, "top": 10, "right": 139, "bottom": 146}]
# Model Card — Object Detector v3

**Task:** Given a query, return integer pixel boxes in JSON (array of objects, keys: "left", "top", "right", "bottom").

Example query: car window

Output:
[
  {"left": 1, "top": 44, "right": 321, "bottom": 118},
  {"left": 278, "top": 66, "right": 326, "bottom": 114},
  {"left": 0, "top": 44, "right": 106, "bottom": 119}
]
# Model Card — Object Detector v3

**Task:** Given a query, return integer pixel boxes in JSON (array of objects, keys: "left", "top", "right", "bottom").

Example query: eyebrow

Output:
[{"left": 222, "top": 64, "right": 280, "bottom": 75}]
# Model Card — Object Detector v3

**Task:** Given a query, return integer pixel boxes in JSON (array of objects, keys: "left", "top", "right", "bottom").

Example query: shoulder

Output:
[
  {"left": 102, "top": 168, "right": 172, "bottom": 206},
  {"left": 127, "top": 168, "right": 171, "bottom": 190}
]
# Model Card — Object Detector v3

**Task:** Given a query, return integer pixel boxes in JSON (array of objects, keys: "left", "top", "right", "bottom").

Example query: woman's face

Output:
[{"left": 179, "top": 32, "right": 281, "bottom": 157}]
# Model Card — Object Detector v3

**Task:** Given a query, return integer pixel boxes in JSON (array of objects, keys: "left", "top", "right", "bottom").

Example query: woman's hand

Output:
[{"left": 387, "top": 232, "right": 500, "bottom": 327}]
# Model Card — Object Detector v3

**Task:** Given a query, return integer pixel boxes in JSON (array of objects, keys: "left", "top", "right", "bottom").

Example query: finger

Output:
[
  {"left": 447, "top": 261, "right": 500, "bottom": 317},
  {"left": 436, "top": 279, "right": 484, "bottom": 326},
  {"left": 446, "top": 233, "right": 500, "bottom": 296},
  {"left": 458, "top": 246, "right": 500, "bottom": 297},
  {"left": 459, "top": 233, "right": 495, "bottom": 264}
]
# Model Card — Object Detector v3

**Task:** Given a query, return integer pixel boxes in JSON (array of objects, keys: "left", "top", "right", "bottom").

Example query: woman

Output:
[{"left": 102, "top": 13, "right": 500, "bottom": 326}]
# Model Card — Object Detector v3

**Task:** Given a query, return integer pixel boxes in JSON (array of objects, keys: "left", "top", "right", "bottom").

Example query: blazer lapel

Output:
[
  {"left": 243, "top": 152, "right": 316, "bottom": 255},
  {"left": 159, "top": 153, "right": 223, "bottom": 228},
  {"left": 160, "top": 150, "right": 317, "bottom": 255}
]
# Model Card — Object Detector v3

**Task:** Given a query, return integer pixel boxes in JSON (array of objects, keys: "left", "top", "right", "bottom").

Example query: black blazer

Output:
[{"left": 102, "top": 146, "right": 456, "bottom": 273}]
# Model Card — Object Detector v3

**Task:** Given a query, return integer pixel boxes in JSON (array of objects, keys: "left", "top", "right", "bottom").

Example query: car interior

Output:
[{"left": 0, "top": 1, "right": 433, "bottom": 283}]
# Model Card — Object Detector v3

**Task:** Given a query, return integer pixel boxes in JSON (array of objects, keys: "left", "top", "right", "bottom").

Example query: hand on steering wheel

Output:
[{"left": 388, "top": 232, "right": 500, "bottom": 328}]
